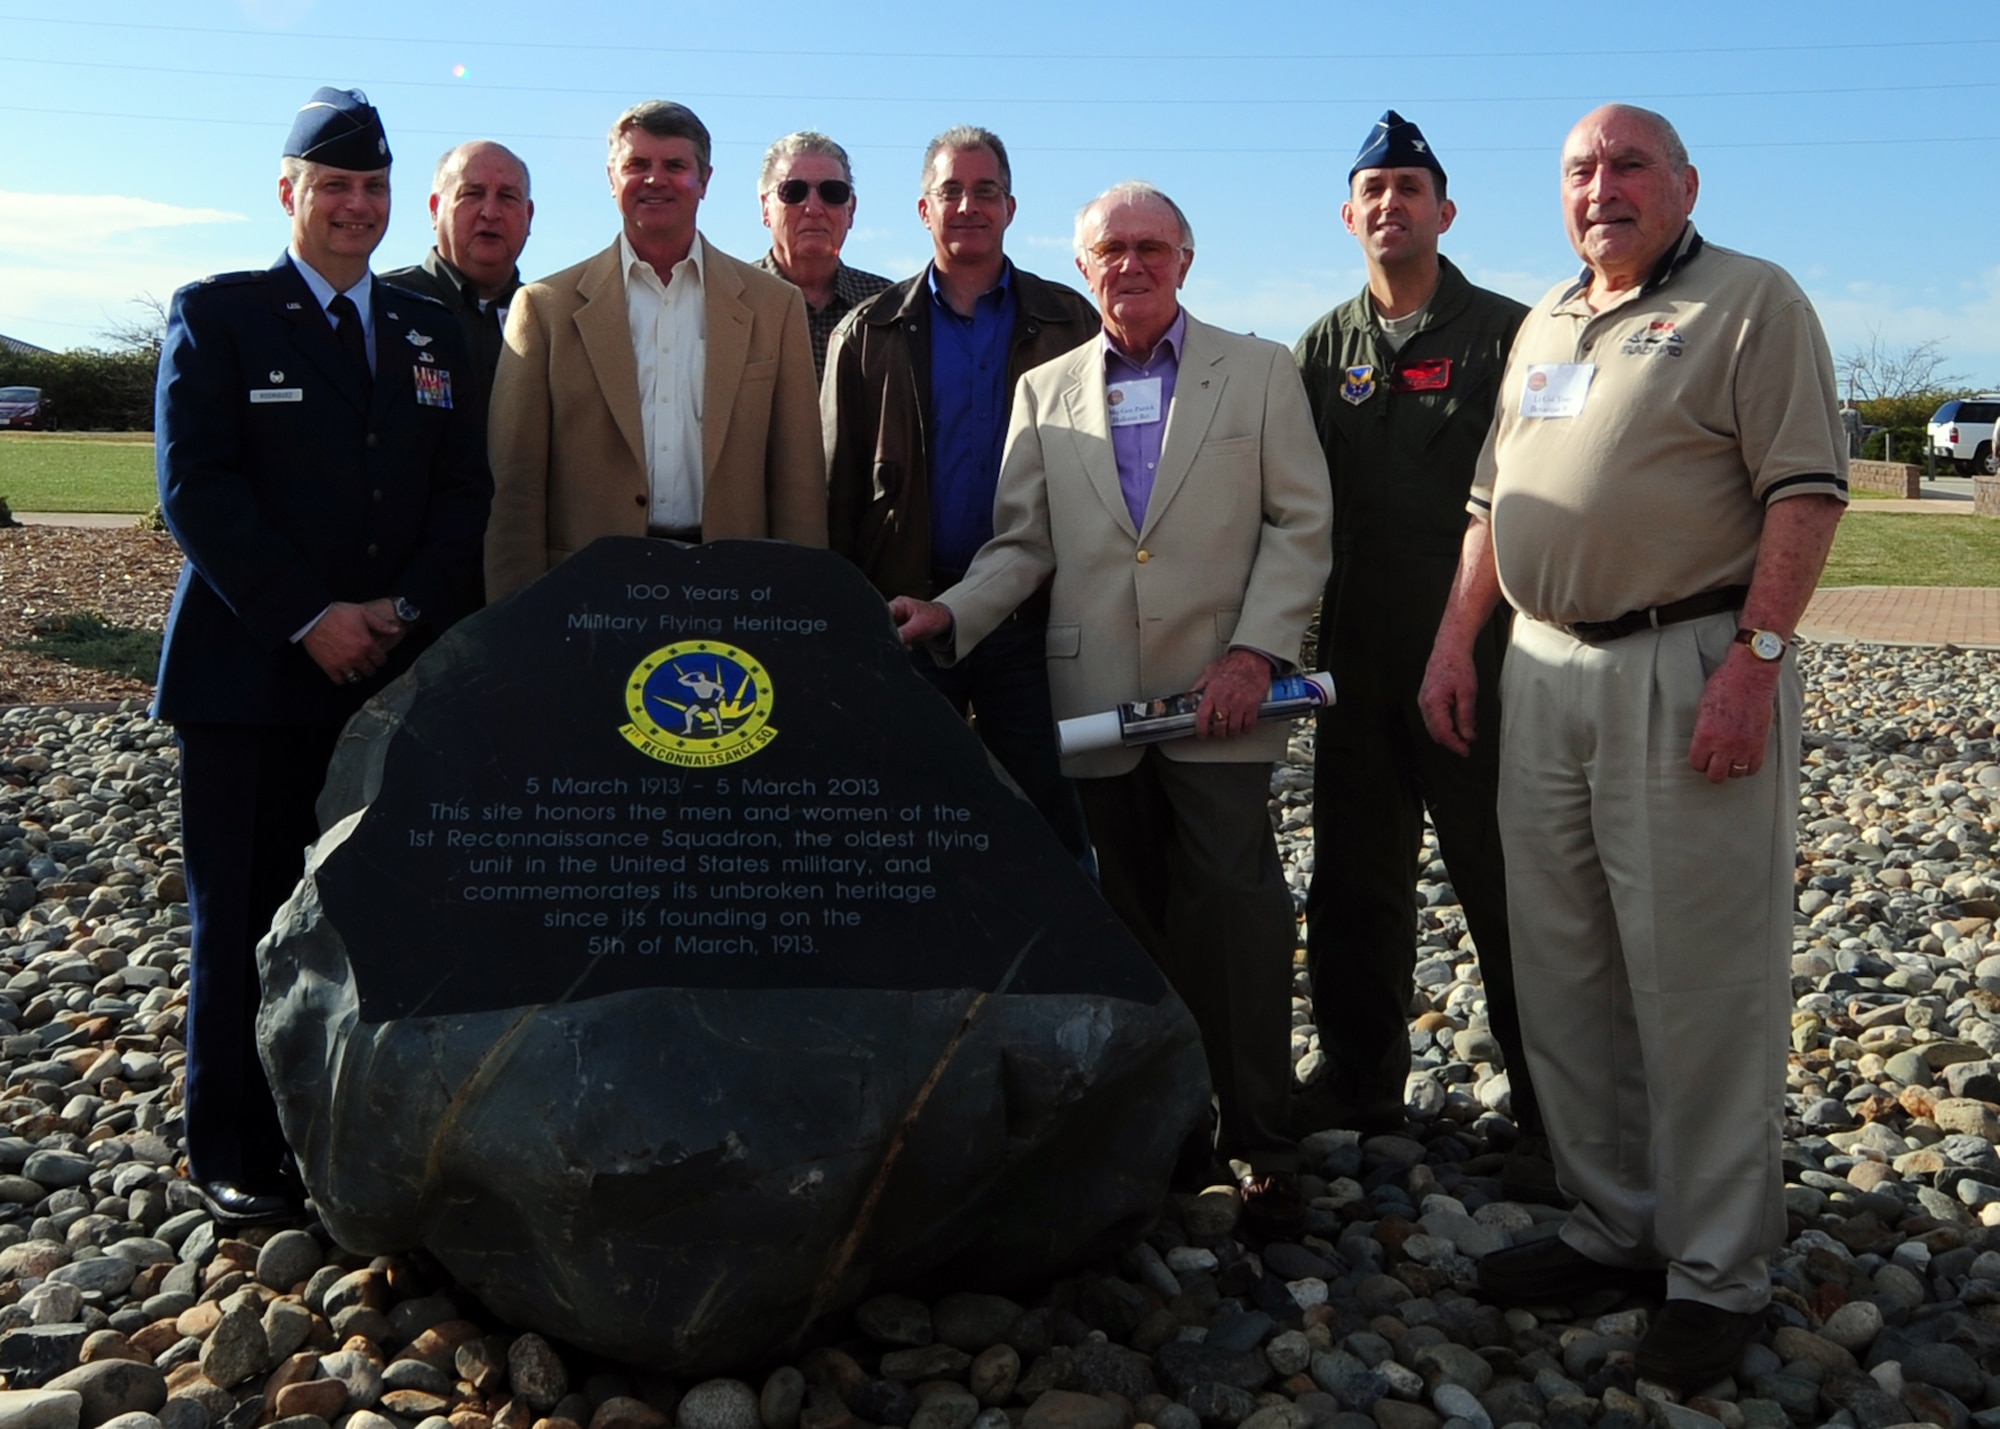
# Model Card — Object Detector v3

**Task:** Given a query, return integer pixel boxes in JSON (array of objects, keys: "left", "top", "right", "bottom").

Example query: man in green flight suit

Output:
[{"left": 1293, "top": 111, "right": 1554, "bottom": 1201}]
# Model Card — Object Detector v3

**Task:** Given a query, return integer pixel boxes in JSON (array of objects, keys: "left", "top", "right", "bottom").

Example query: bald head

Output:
[
  {"left": 431, "top": 140, "right": 534, "bottom": 299},
  {"left": 1560, "top": 104, "right": 1698, "bottom": 296}
]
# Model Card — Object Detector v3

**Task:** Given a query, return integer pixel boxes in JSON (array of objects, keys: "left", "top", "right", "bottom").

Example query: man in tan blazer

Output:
[
  {"left": 893, "top": 183, "right": 1332, "bottom": 1228},
  {"left": 486, "top": 101, "right": 825, "bottom": 600}
]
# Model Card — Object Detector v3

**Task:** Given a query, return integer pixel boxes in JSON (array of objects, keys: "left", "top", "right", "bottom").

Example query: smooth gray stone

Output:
[
  {"left": 19, "top": 1154, "right": 91, "bottom": 1191},
  {"left": 41, "top": 1362, "right": 166, "bottom": 1429},
  {"left": 0, "top": 1391, "right": 84, "bottom": 1429},
  {"left": 252, "top": 1231, "right": 321, "bottom": 1292}
]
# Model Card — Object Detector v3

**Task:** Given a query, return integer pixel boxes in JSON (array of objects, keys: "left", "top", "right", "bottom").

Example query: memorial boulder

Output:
[{"left": 258, "top": 538, "right": 1209, "bottom": 1374}]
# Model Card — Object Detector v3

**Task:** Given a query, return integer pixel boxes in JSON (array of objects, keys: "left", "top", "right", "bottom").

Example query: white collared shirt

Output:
[
  {"left": 621, "top": 231, "right": 708, "bottom": 530},
  {"left": 288, "top": 248, "right": 375, "bottom": 376}
]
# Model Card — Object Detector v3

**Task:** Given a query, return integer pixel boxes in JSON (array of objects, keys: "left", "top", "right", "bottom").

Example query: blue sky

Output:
[{"left": 4, "top": 1, "right": 1996, "bottom": 394}]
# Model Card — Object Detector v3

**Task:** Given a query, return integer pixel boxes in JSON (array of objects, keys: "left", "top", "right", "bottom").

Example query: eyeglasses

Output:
[
  {"left": 1084, "top": 239, "right": 1187, "bottom": 268},
  {"left": 928, "top": 181, "right": 1009, "bottom": 205},
  {"left": 774, "top": 178, "right": 852, "bottom": 206}
]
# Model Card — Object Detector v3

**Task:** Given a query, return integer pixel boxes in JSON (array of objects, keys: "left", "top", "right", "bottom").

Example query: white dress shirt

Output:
[{"left": 621, "top": 231, "right": 708, "bottom": 531}]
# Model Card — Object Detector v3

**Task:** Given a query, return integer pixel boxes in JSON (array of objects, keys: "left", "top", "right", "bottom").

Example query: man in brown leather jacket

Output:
[{"left": 823, "top": 125, "right": 1098, "bottom": 862}]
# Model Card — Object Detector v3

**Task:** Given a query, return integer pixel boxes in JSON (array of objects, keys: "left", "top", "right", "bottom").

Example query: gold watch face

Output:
[{"left": 1749, "top": 629, "right": 1785, "bottom": 661}]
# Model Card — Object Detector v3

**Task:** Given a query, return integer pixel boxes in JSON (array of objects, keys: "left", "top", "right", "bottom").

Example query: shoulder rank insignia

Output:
[{"left": 1339, "top": 364, "right": 1376, "bottom": 405}]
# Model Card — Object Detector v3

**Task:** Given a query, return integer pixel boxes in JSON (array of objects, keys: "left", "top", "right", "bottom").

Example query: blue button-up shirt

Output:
[{"left": 927, "top": 262, "right": 1018, "bottom": 572}]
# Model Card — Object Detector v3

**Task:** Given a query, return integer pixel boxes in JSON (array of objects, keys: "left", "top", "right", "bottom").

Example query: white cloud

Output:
[{"left": 0, "top": 191, "right": 248, "bottom": 259}]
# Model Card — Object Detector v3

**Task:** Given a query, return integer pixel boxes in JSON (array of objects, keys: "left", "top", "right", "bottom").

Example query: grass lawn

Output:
[
  {"left": 0, "top": 433, "right": 156, "bottom": 513},
  {"left": 1822, "top": 512, "right": 2000, "bottom": 587}
]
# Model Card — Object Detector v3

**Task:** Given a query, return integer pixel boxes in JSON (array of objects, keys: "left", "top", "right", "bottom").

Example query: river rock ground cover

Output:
[{"left": 0, "top": 625, "right": 1997, "bottom": 1429}]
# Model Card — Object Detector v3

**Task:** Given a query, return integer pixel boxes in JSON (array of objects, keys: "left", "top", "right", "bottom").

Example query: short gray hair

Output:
[
  {"left": 432, "top": 140, "right": 532, "bottom": 200},
  {"left": 609, "top": 101, "right": 712, "bottom": 174},
  {"left": 759, "top": 131, "right": 853, "bottom": 195},
  {"left": 1073, "top": 181, "right": 1195, "bottom": 259},
  {"left": 920, "top": 126, "right": 1010, "bottom": 195}
]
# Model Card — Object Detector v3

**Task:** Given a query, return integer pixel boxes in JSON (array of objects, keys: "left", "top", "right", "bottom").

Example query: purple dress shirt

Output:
[{"left": 1101, "top": 309, "right": 1187, "bottom": 530}]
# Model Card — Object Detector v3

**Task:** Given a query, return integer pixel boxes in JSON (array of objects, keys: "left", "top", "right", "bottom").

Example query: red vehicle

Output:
[{"left": 0, "top": 386, "right": 56, "bottom": 431}]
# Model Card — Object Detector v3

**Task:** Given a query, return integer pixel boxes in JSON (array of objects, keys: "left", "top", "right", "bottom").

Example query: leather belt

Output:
[
  {"left": 1561, "top": 585, "right": 1748, "bottom": 644},
  {"left": 649, "top": 525, "right": 702, "bottom": 544}
]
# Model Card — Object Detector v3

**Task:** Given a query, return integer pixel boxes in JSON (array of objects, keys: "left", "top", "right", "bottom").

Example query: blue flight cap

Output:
[
  {"left": 284, "top": 87, "right": 392, "bottom": 171},
  {"left": 1348, "top": 109, "right": 1445, "bottom": 186}
]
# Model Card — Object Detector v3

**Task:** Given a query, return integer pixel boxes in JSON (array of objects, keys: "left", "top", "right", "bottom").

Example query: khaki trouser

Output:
[{"left": 1498, "top": 610, "right": 1796, "bottom": 1310}]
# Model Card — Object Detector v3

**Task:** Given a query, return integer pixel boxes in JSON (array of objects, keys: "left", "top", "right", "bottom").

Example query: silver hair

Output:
[
  {"left": 432, "top": 140, "right": 532, "bottom": 200},
  {"left": 920, "top": 126, "right": 1011, "bottom": 194},
  {"left": 759, "top": 131, "right": 854, "bottom": 195},
  {"left": 1073, "top": 181, "right": 1196, "bottom": 258}
]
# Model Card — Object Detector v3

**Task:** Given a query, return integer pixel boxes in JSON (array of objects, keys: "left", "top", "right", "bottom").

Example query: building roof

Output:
[{"left": 0, "top": 333, "right": 52, "bottom": 357}]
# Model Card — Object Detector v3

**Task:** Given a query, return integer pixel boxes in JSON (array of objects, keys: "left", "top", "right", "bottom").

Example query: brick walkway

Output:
[{"left": 1800, "top": 587, "right": 2000, "bottom": 649}]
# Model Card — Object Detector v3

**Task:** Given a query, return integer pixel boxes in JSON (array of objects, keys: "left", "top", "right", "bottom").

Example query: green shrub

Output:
[
  {"left": 0, "top": 349, "right": 157, "bottom": 431},
  {"left": 1861, "top": 426, "right": 1930, "bottom": 463}
]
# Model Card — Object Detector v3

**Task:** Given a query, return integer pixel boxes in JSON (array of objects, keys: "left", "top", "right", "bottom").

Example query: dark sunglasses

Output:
[{"left": 775, "top": 178, "right": 852, "bottom": 206}]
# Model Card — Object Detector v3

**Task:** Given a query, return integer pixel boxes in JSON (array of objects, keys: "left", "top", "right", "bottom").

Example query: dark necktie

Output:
[
  {"left": 327, "top": 293, "right": 371, "bottom": 387},
  {"left": 476, "top": 299, "right": 504, "bottom": 384}
]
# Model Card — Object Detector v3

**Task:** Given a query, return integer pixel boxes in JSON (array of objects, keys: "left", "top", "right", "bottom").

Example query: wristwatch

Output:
[
  {"left": 393, "top": 597, "right": 421, "bottom": 623},
  {"left": 1734, "top": 627, "right": 1786, "bottom": 661}
]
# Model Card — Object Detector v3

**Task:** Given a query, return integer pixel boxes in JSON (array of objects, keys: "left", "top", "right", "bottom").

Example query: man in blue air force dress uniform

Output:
[{"left": 154, "top": 87, "right": 491, "bottom": 1225}]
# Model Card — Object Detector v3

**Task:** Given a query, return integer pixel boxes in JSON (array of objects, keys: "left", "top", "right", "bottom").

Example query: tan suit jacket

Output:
[
  {"left": 485, "top": 236, "right": 826, "bottom": 599},
  {"left": 940, "top": 313, "right": 1332, "bottom": 779}
]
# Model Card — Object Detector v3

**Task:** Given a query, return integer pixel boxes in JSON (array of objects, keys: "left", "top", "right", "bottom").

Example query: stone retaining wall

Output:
[
  {"left": 1978, "top": 474, "right": 2000, "bottom": 517},
  {"left": 1850, "top": 459, "right": 1923, "bottom": 498}
]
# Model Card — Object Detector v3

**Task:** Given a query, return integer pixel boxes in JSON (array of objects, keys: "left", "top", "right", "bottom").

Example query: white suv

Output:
[{"left": 1928, "top": 395, "right": 2000, "bottom": 475}]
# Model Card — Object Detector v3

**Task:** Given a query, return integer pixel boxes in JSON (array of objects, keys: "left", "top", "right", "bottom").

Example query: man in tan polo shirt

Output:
[{"left": 1419, "top": 104, "right": 1847, "bottom": 1391}]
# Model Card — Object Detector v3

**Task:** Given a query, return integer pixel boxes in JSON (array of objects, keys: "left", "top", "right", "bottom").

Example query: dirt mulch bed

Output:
[{"left": 0, "top": 524, "right": 184, "bottom": 707}]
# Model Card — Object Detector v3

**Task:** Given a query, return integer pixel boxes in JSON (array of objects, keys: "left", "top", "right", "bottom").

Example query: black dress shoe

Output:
[
  {"left": 194, "top": 1179, "right": 300, "bottom": 1228},
  {"left": 1477, "top": 1235, "right": 1666, "bottom": 1307},
  {"left": 1635, "top": 1299, "right": 1767, "bottom": 1392}
]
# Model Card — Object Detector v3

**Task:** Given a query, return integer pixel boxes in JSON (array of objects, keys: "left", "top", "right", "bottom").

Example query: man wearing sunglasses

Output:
[
  {"left": 754, "top": 132, "right": 890, "bottom": 381},
  {"left": 486, "top": 101, "right": 825, "bottom": 600},
  {"left": 1290, "top": 112, "right": 1554, "bottom": 1201},
  {"left": 824, "top": 126, "right": 1099, "bottom": 865}
]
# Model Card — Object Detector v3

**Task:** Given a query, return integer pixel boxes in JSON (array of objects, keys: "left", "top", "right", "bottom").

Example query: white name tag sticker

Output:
[
  {"left": 249, "top": 388, "right": 303, "bottom": 404},
  {"left": 1519, "top": 362, "right": 1594, "bottom": 419},
  {"left": 1106, "top": 377, "right": 1162, "bottom": 428}
]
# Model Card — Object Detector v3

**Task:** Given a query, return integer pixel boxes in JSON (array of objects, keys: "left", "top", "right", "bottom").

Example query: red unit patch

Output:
[{"left": 1390, "top": 357, "right": 1452, "bottom": 392}]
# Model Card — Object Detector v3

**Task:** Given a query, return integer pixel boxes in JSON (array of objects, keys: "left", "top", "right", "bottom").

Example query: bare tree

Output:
[
  {"left": 1835, "top": 332, "right": 1965, "bottom": 406},
  {"left": 97, "top": 293, "right": 168, "bottom": 359}
]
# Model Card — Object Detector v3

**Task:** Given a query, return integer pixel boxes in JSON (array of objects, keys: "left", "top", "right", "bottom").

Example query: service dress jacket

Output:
[
  {"left": 939, "top": 313, "right": 1333, "bottom": 779},
  {"left": 153, "top": 255, "right": 493, "bottom": 729},
  {"left": 484, "top": 236, "right": 826, "bottom": 600}
]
